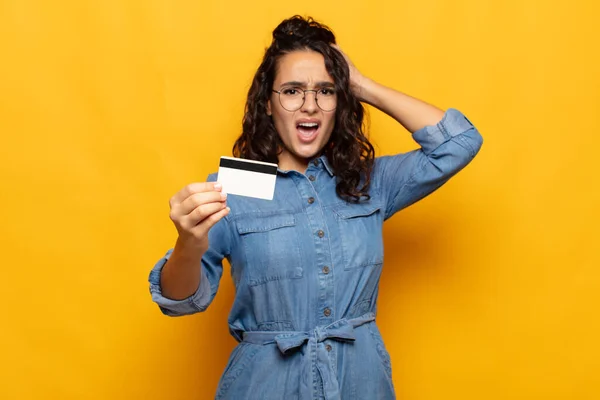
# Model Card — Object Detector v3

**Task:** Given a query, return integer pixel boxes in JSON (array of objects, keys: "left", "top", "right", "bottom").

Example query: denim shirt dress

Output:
[{"left": 149, "top": 108, "right": 483, "bottom": 399}]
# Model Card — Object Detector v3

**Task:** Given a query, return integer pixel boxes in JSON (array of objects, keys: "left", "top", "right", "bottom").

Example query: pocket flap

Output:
[
  {"left": 235, "top": 214, "right": 296, "bottom": 234},
  {"left": 332, "top": 202, "right": 381, "bottom": 219}
]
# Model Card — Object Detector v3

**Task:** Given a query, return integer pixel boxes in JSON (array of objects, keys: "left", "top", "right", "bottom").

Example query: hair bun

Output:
[{"left": 272, "top": 15, "right": 336, "bottom": 45}]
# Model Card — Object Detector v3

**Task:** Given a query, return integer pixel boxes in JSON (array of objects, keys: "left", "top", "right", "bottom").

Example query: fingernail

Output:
[
  {"left": 214, "top": 183, "right": 222, "bottom": 190},
  {"left": 221, "top": 192, "right": 227, "bottom": 200},
  {"left": 226, "top": 207, "right": 231, "bottom": 212}
]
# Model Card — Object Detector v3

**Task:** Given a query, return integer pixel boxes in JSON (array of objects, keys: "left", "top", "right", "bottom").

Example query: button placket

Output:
[{"left": 291, "top": 173, "right": 334, "bottom": 331}]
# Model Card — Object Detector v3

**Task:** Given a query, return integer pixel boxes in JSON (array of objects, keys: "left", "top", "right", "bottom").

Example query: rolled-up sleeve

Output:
[
  {"left": 148, "top": 174, "right": 232, "bottom": 316},
  {"left": 375, "top": 108, "right": 483, "bottom": 220}
]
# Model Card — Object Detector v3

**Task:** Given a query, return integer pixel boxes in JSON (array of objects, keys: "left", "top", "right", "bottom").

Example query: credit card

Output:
[{"left": 217, "top": 156, "right": 278, "bottom": 200}]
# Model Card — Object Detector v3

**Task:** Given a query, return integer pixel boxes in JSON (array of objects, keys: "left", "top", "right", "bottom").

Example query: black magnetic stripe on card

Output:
[{"left": 219, "top": 158, "right": 278, "bottom": 175}]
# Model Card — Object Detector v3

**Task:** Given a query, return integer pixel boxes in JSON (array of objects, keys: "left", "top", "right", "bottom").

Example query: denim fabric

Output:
[{"left": 149, "top": 108, "right": 483, "bottom": 399}]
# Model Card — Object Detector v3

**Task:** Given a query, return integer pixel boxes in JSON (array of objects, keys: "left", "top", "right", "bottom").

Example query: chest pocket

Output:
[
  {"left": 235, "top": 213, "right": 304, "bottom": 286},
  {"left": 332, "top": 201, "right": 384, "bottom": 269}
]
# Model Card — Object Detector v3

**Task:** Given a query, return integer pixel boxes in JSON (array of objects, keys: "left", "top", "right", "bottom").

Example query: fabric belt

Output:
[{"left": 242, "top": 312, "right": 376, "bottom": 400}]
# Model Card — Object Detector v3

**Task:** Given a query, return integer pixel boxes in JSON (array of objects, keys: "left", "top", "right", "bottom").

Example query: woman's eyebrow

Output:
[{"left": 279, "top": 81, "right": 335, "bottom": 88}]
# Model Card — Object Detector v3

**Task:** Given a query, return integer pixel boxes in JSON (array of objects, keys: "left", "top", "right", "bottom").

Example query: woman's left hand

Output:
[{"left": 332, "top": 44, "right": 369, "bottom": 102}]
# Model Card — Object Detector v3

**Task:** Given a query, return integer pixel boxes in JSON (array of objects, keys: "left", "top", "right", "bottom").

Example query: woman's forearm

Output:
[
  {"left": 358, "top": 77, "right": 445, "bottom": 133},
  {"left": 160, "top": 237, "right": 205, "bottom": 300}
]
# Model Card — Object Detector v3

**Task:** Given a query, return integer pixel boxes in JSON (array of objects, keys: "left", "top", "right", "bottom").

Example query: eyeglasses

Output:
[{"left": 272, "top": 86, "right": 337, "bottom": 112}]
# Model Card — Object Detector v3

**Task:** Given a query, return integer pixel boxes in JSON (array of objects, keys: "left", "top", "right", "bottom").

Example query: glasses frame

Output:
[{"left": 271, "top": 87, "right": 337, "bottom": 112}]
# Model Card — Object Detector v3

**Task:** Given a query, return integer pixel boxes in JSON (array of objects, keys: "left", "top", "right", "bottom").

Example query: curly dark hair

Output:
[{"left": 232, "top": 15, "right": 374, "bottom": 202}]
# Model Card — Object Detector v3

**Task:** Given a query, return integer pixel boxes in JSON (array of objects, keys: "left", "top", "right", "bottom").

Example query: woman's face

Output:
[{"left": 267, "top": 50, "right": 336, "bottom": 172}]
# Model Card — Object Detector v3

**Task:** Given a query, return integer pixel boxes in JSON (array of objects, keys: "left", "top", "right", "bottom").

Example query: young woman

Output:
[{"left": 149, "top": 15, "right": 483, "bottom": 400}]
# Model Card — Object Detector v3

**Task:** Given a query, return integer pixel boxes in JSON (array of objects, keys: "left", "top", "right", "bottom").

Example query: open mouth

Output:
[{"left": 297, "top": 121, "right": 320, "bottom": 142}]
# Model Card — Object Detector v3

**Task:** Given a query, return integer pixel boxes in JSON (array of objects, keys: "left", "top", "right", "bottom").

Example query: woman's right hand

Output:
[{"left": 168, "top": 182, "right": 229, "bottom": 253}]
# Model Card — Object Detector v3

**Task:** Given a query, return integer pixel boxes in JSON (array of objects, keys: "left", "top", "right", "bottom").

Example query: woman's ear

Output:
[{"left": 266, "top": 99, "right": 272, "bottom": 116}]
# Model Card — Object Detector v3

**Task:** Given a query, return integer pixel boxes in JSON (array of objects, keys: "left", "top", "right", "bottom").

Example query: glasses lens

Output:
[
  {"left": 316, "top": 89, "right": 336, "bottom": 111},
  {"left": 279, "top": 88, "right": 304, "bottom": 111}
]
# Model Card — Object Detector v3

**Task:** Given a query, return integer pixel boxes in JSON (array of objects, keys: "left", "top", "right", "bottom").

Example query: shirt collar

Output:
[
  {"left": 319, "top": 155, "right": 335, "bottom": 177},
  {"left": 277, "top": 154, "right": 335, "bottom": 177}
]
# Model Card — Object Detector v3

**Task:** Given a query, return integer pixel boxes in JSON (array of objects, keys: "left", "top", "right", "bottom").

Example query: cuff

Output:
[
  {"left": 148, "top": 250, "right": 211, "bottom": 316},
  {"left": 412, "top": 108, "right": 475, "bottom": 156}
]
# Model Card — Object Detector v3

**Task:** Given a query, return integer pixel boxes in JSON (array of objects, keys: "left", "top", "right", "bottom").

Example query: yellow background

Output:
[{"left": 1, "top": 0, "right": 598, "bottom": 399}]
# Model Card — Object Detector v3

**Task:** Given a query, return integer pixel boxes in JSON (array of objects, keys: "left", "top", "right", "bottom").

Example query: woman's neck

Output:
[{"left": 277, "top": 150, "right": 310, "bottom": 174}]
